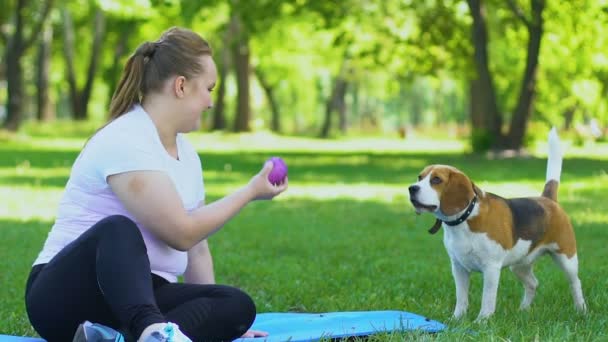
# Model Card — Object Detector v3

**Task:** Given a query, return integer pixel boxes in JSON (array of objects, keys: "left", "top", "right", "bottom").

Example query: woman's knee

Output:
[
  {"left": 95, "top": 215, "right": 143, "bottom": 241},
  {"left": 221, "top": 286, "right": 256, "bottom": 336},
  {"left": 231, "top": 287, "right": 256, "bottom": 320}
]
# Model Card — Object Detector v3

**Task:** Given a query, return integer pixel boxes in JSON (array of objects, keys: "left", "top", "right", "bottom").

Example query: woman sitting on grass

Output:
[{"left": 24, "top": 27, "right": 288, "bottom": 342}]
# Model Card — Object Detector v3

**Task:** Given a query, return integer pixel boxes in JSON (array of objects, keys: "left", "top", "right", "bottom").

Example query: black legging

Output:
[{"left": 25, "top": 215, "right": 256, "bottom": 342}]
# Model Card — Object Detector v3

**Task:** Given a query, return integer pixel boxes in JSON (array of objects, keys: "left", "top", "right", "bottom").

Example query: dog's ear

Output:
[{"left": 440, "top": 171, "right": 475, "bottom": 216}]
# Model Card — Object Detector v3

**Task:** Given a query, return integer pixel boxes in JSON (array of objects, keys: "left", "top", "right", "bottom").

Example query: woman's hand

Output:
[
  {"left": 247, "top": 161, "right": 288, "bottom": 200},
  {"left": 241, "top": 329, "right": 269, "bottom": 338}
]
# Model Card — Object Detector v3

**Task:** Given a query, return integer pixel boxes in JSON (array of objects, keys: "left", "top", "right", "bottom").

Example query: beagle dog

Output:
[{"left": 408, "top": 128, "right": 586, "bottom": 320}]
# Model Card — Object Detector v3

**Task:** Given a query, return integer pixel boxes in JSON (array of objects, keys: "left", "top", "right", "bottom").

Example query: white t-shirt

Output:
[{"left": 33, "top": 105, "right": 205, "bottom": 282}]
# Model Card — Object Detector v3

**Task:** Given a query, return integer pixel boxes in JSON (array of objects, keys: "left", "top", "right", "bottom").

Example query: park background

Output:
[{"left": 1, "top": 0, "right": 607, "bottom": 341}]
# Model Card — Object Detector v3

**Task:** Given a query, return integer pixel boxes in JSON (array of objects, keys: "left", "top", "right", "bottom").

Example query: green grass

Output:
[{"left": 1, "top": 130, "right": 607, "bottom": 341}]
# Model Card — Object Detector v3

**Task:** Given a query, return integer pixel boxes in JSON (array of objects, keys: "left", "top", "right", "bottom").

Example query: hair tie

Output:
[
  {"left": 137, "top": 42, "right": 156, "bottom": 59},
  {"left": 145, "top": 42, "right": 157, "bottom": 58}
]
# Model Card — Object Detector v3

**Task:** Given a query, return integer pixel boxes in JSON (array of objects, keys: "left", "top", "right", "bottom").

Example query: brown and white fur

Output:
[{"left": 408, "top": 128, "right": 586, "bottom": 321}]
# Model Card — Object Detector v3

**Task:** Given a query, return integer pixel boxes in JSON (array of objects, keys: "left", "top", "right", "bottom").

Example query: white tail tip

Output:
[
  {"left": 548, "top": 127, "right": 559, "bottom": 145},
  {"left": 546, "top": 126, "right": 562, "bottom": 183}
]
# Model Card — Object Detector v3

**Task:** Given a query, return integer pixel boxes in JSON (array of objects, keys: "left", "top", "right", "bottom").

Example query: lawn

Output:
[{"left": 1, "top": 130, "right": 607, "bottom": 341}]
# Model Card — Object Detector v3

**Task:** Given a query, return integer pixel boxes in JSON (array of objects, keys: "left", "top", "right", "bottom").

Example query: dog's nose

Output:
[{"left": 408, "top": 185, "right": 420, "bottom": 195}]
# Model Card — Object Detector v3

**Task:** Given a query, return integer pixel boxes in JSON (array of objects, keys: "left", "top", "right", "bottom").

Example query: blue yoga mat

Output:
[
  {"left": 0, "top": 310, "right": 444, "bottom": 342},
  {"left": 237, "top": 310, "right": 445, "bottom": 341}
]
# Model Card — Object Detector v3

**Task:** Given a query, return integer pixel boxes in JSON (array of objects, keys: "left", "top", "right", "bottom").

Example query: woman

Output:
[{"left": 24, "top": 27, "right": 287, "bottom": 342}]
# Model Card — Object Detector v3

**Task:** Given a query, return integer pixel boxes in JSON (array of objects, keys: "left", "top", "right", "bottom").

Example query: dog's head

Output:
[{"left": 408, "top": 164, "right": 479, "bottom": 218}]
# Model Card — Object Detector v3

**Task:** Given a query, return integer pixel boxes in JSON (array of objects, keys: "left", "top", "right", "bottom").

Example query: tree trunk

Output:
[
  {"left": 4, "top": 28, "right": 25, "bottom": 131},
  {"left": 212, "top": 20, "right": 235, "bottom": 131},
  {"left": 62, "top": 8, "right": 80, "bottom": 120},
  {"left": 469, "top": 79, "right": 484, "bottom": 129},
  {"left": 77, "top": 9, "right": 105, "bottom": 120},
  {"left": 563, "top": 106, "right": 576, "bottom": 130},
  {"left": 505, "top": 0, "right": 545, "bottom": 149},
  {"left": 231, "top": 14, "right": 251, "bottom": 132},
  {"left": 351, "top": 82, "right": 360, "bottom": 123},
  {"left": 337, "top": 80, "right": 348, "bottom": 133},
  {"left": 320, "top": 75, "right": 348, "bottom": 138},
  {"left": 3, "top": 0, "right": 53, "bottom": 130},
  {"left": 320, "top": 93, "right": 333, "bottom": 138},
  {"left": 62, "top": 7, "right": 105, "bottom": 120},
  {"left": 37, "top": 20, "right": 54, "bottom": 122},
  {"left": 255, "top": 67, "right": 281, "bottom": 132},
  {"left": 320, "top": 59, "right": 350, "bottom": 138},
  {"left": 467, "top": 0, "right": 503, "bottom": 148},
  {"left": 212, "top": 70, "right": 228, "bottom": 130},
  {"left": 106, "top": 22, "right": 132, "bottom": 109}
]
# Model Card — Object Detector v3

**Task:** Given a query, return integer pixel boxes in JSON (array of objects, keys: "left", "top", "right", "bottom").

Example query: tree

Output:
[
  {"left": 467, "top": 0, "right": 502, "bottom": 149},
  {"left": 210, "top": 20, "right": 233, "bottom": 131},
  {"left": 320, "top": 59, "right": 350, "bottom": 138},
  {"left": 467, "top": 0, "right": 545, "bottom": 151},
  {"left": 62, "top": 6, "right": 105, "bottom": 120},
  {"left": 405, "top": 0, "right": 546, "bottom": 151},
  {"left": 255, "top": 66, "right": 281, "bottom": 132},
  {"left": 2, "top": 0, "right": 53, "bottom": 130},
  {"left": 179, "top": 0, "right": 288, "bottom": 132},
  {"left": 230, "top": 10, "right": 251, "bottom": 132},
  {"left": 36, "top": 19, "right": 54, "bottom": 121}
]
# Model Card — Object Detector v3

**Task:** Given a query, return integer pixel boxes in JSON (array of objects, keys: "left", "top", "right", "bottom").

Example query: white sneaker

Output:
[
  {"left": 140, "top": 322, "right": 192, "bottom": 342},
  {"left": 72, "top": 321, "right": 125, "bottom": 342}
]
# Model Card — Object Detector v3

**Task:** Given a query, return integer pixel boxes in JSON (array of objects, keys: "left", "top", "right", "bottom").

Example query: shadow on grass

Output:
[{"left": 1, "top": 147, "right": 606, "bottom": 188}]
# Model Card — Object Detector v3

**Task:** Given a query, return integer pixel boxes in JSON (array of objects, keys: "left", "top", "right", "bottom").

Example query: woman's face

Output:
[{"left": 179, "top": 55, "right": 217, "bottom": 132}]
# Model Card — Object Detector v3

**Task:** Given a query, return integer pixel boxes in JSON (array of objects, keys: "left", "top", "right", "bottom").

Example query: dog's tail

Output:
[{"left": 542, "top": 127, "right": 562, "bottom": 201}]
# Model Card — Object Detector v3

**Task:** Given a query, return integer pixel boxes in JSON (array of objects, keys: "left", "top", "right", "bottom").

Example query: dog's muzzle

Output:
[{"left": 408, "top": 185, "right": 438, "bottom": 212}]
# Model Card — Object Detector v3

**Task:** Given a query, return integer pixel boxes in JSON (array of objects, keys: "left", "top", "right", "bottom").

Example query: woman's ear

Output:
[{"left": 173, "top": 76, "right": 186, "bottom": 98}]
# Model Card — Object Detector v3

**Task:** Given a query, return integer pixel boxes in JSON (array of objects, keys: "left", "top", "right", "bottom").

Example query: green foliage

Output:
[
  {"left": 535, "top": 0, "right": 608, "bottom": 125},
  {"left": 2, "top": 0, "right": 608, "bottom": 141},
  {"left": 522, "top": 121, "right": 551, "bottom": 149}
]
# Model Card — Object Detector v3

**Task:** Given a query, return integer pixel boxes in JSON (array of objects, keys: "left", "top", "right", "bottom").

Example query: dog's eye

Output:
[
  {"left": 417, "top": 175, "right": 422, "bottom": 181},
  {"left": 431, "top": 176, "right": 442, "bottom": 184}
]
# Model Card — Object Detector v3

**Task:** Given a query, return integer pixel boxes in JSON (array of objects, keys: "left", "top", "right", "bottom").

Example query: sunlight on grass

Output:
[
  {"left": 0, "top": 187, "right": 63, "bottom": 221},
  {"left": 477, "top": 182, "right": 545, "bottom": 197},
  {"left": 0, "top": 166, "right": 71, "bottom": 180},
  {"left": 571, "top": 210, "right": 608, "bottom": 226},
  {"left": 274, "top": 184, "right": 410, "bottom": 202},
  {"left": 188, "top": 131, "right": 467, "bottom": 154},
  {"left": 3, "top": 130, "right": 470, "bottom": 154},
  {"left": 533, "top": 139, "right": 608, "bottom": 160}
]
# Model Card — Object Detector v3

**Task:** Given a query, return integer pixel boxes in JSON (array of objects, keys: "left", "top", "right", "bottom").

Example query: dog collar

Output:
[
  {"left": 444, "top": 195, "right": 477, "bottom": 226},
  {"left": 428, "top": 196, "right": 478, "bottom": 234}
]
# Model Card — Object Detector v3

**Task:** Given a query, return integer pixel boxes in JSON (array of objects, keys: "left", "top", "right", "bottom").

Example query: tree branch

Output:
[
  {"left": 23, "top": 0, "right": 53, "bottom": 50},
  {"left": 506, "top": 0, "right": 531, "bottom": 28}
]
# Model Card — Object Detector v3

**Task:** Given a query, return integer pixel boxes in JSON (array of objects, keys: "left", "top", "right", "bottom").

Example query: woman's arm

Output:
[
  {"left": 184, "top": 239, "right": 215, "bottom": 284},
  {"left": 108, "top": 161, "right": 287, "bottom": 251}
]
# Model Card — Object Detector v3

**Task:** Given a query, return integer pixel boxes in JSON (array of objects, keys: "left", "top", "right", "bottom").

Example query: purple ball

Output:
[{"left": 267, "top": 156, "right": 288, "bottom": 185}]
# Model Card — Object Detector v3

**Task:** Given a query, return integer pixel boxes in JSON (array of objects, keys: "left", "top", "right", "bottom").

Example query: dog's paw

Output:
[
  {"left": 451, "top": 311, "right": 467, "bottom": 321},
  {"left": 576, "top": 302, "right": 588, "bottom": 314},
  {"left": 519, "top": 303, "right": 532, "bottom": 311},
  {"left": 474, "top": 313, "right": 493, "bottom": 323},
  {"left": 449, "top": 315, "right": 463, "bottom": 322}
]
